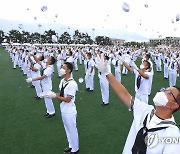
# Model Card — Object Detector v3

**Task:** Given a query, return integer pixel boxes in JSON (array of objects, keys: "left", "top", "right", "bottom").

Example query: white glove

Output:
[
  {"left": 95, "top": 54, "right": 111, "bottom": 76},
  {"left": 39, "top": 92, "right": 47, "bottom": 98},
  {"left": 130, "top": 62, "right": 139, "bottom": 70},
  {"left": 26, "top": 78, "right": 33, "bottom": 83},
  {"left": 119, "top": 56, "right": 125, "bottom": 63},
  {"left": 44, "top": 91, "right": 56, "bottom": 98}
]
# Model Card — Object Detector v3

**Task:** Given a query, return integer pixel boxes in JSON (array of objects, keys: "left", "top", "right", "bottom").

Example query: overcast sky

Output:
[{"left": 0, "top": 0, "right": 180, "bottom": 41}]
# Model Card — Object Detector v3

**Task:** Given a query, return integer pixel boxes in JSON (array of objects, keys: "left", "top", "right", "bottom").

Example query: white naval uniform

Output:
[
  {"left": 98, "top": 70, "right": 110, "bottom": 104},
  {"left": 123, "top": 98, "right": 180, "bottom": 154},
  {"left": 31, "top": 63, "right": 42, "bottom": 97},
  {"left": 122, "top": 54, "right": 131, "bottom": 75},
  {"left": 59, "top": 78, "right": 79, "bottom": 153},
  {"left": 134, "top": 70, "right": 151, "bottom": 104},
  {"left": 66, "top": 56, "right": 74, "bottom": 63},
  {"left": 73, "top": 52, "right": 79, "bottom": 71},
  {"left": 13, "top": 50, "right": 19, "bottom": 68},
  {"left": 163, "top": 56, "right": 170, "bottom": 79},
  {"left": 41, "top": 65, "right": 55, "bottom": 115},
  {"left": 56, "top": 54, "right": 62, "bottom": 77},
  {"left": 155, "top": 54, "right": 162, "bottom": 72},
  {"left": 78, "top": 50, "right": 82, "bottom": 65},
  {"left": 85, "top": 58, "right": 95, "bottom": 90},
  {"left": 141, "top": 58, "right": 154, "bottom": 96},
  {"left": 114, "top": 59, "right": 122, "bottom": 83},
  {"left": 168, "top": 60, "right": 178, "bottom": 87},
  {"left": 148, "top": 60, "right": 154, "bottom": 96},
  {"left": 83, "top": 55, "right": 88, "bottom": 73}
]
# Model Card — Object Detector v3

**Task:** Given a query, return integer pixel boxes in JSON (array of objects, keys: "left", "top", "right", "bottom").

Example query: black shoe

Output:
[
  {"left": 68, "top": 150, "right": 79, "bottom": 154},
  {"left": 101, "top": 102, "right": 105, "bottom": 106},
  {"left": 87, "top": 89, "right": 93, "bottom": 92},
  {"left": 86, "top": 88, "right": 90, "bottom": 91},
  {"left": 34, "top": 96, "right": 41, "bottom": 100},
  {"left": 46, "top": 113, "right": 55, "bottom": 118},
  {"left": 101, "top": 103, "right": 109, "bottom": 106},
  {"left": 44, "top": 113, "right": 49, "bottom": 116},
  {"left": 64, "top": 147, "right": 72, "bottom": 153}
]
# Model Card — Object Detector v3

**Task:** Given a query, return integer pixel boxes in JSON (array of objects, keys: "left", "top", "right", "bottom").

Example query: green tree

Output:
[
  {"left": 21, "top": 31, "right": 31, "bottom": 43},
  {"left": 72, "top": 30, "right": 81, "bottom": 44},
  {"left": 44, "top": 29, "right": 56, "bottom": 43},
  {"left": 31, "top": 32, "right": 41, "bottom": 43},
  {"left": 72, "top": 30, "right": 93, "bottom": 44},
  {"left": 95, "top": 36, "right": 112, "bottom": 45},
  {"left": 80, "top": 33, "right": 93, "bottom": 44},
  {"left": 59, "top": 32, "right": 72, "bottom": 44},
  {"left": 8, "top": 29, "right": 22, "bottom": 43},
  {"left": 0, "top": 30, "right": 4, "bottom": 44}
]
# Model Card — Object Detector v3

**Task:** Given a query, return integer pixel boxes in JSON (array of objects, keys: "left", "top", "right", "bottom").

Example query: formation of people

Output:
[{"left": 4, "top": 44, "right": 180, "bottom": 153}]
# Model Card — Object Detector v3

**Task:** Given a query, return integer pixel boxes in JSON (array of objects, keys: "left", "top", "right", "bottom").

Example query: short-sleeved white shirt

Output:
[
  {"left": 31, "top": 63, "right": 41, "bottom": 78},
  {"left": 41, "top": 65, "right": 54, "bottom": 83},
  {"left": 87, "top": 59, "right": 95, "bottom": 75},
  {"left": 134, "top": 70, "right": 151, "bottom": 95},
  {"left": 169, "top": 60, "right": 178, "bottom": 74},
  {"left": 59, "top": 78, "right": 78, "bottom": 114},
  {"left": 66, "top": 56, "right": 74, "bottom": 63},
  {"left": 123, "top": 98, "right": 180, "bottom": 154}
]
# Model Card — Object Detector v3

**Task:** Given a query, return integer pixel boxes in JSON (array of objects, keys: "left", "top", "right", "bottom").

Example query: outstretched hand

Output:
[{"left": 95, "top": 54, "right": 111, "bottom": 76}]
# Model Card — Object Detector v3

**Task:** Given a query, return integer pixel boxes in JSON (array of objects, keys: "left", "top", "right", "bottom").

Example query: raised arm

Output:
[
  {"left": 31, "top": 54, "right": 41, "bottom": 65},
  {"left": 122, "top": 61, "right": 134, "bottom": 73},
  {"left": 106, "top": 73, "right": 131, "bottom": 108}
]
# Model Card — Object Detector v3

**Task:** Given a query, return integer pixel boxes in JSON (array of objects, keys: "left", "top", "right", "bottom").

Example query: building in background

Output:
[
  {"left": 150, "top": 37, "right": 180, "bottom": 47},
  {"left": 111, "top": 38, "right": 125, "bottom": 46}
]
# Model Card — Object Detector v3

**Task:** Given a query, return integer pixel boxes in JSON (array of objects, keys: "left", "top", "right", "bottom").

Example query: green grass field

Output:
[{"left": 0, "top": 47, "right": 179, "bottom": 154}]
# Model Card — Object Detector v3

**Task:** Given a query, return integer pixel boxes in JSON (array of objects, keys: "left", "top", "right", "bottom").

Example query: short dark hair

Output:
[
  {"left": 69, "top": 51, "right": 73, "bottom": 56},
  {"left": 87, "top": 52, "right": 92, "bottom": 57},
  {"left": 105, "top": 55, "right": 109, "bottom": 60},
  {"left": 146, "top": 54, "right": 150, "bottom": 59},
  {"left": 50, "top": 56, "right": 56, "bottom": 65},
  {"left": 143, "top": 60, "right": 151, "bottom": 69},
  {"left": 64, "top": 62, "right": 73, "bottom": 73},
  {"left": 40, "top": 55, "right": 44, "bottom": 61}
]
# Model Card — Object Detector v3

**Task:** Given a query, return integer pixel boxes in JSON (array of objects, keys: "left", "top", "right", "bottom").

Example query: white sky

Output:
[{"left": 0, "top": 0, "right": 180, "bottom": 41}]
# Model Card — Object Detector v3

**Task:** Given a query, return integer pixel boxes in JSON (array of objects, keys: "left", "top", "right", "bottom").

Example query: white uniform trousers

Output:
[
  {"left": 84, "top": 62, "right": 87, "bottom": 73},
  {"left": 122, "top": 65, "right": 128, "bottom": 74},
  {"left": 169, "top": 71, "right": 177, "bottom": 87},
  {"left": 41, "top": 82, "right": 55, "bottom": 115},
  {"left": 156, "top": 63, "right": 162, "bottom": 72},
  {"left": 135, "top": 92, "right": 149, "bottom": 104},
  {"left": 22, "top": 63, "right": 27, "bottom": 74},
  {"left": 56, "top": 61, "right": 62, "bottom": 77},
  {"left": 61, "top": 113, "right": 79, "bottom": 152},
  {"left": 78, "top": 55, "right": 82, "bottom": 64},
  {"left": 26, "top": 69, "right": 32, "bottom": 78},
  {"left": 148, "top": 75, "right": 153, "bottom": 95},
  {"left": 100, "top": 77, "right": 109, "bottom": 104},
  {"left": 85, "top": 73, "right": 94, "bottom": 90},
  {"left": 115, "top": 70, "right": 121, "bottom": 83},
  {"left": 33, "top": 80, "right": 42, "bottom": 97},
  {"left": 74, "top": 59, "right": 78, "bottom": 71},
  {"left": 164, "top": 65, "right": 169, "bottom": 78},
  {"left": 13, "top": 58, "right": 18, "bottom": 68},
  {"left": 18, "top": 59, "right": 22, "bottom": 68}
]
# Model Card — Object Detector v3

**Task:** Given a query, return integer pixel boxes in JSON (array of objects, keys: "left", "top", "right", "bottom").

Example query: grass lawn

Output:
[{"left": 0, "top": 47, "right": 179, "bottom": 154}]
